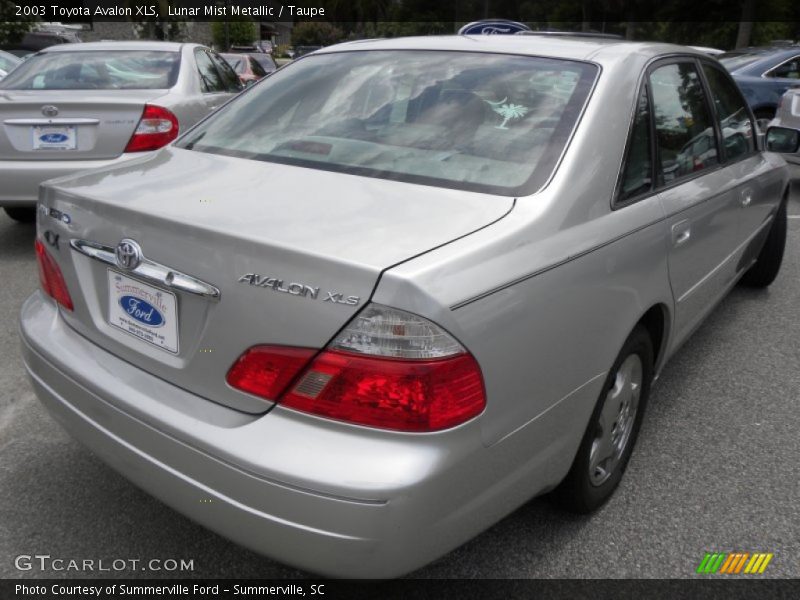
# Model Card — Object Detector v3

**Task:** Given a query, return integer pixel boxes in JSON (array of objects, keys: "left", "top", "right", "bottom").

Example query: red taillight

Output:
[
  {"left": 226, "top": 304, "right": 487, "bottom": 432},
  {"left": 280, "top": 350, "right": 486, "bottom": 432},
  {"left": 124, "top": 104, "right": 179, "bottom": 153},
  {"left": 34, "top": 239, "right": 73, "bottom": 311},
  {"left": 226, "top": 346, "right": 316, "bottom": 401}
]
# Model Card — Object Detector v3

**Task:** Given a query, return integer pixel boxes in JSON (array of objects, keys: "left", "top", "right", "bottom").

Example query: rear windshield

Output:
[
  {"left": 0, "top": 50, "right": 180, "bottom": 90},
  {"left": 177, "top": 50, "right": 598, "bottom": 196}
]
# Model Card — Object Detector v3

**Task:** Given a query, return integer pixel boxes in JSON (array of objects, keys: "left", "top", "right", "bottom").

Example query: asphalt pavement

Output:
[{"left": 1, "top": 190, "right": 798, "bottom": 579}]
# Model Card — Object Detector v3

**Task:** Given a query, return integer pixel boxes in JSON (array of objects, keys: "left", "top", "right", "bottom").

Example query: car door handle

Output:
[
  {"left": 672, "top": 221, "right": 692, "bottom": 247},
  {"left": 740, "top": 193, "right": 752, "bottom": 207}
]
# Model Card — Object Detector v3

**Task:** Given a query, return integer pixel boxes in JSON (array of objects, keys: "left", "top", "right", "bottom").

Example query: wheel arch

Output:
[{"left": 635, "top": 303, "right": 672, "bottom": 375}]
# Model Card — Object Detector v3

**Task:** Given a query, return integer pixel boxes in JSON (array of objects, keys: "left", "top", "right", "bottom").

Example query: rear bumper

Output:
[
  {"left": 19, "top": 292, "right": 596, "bottom": 577},
  {"left": 0, "top": 154, "right": 137, "bottom": 206}
]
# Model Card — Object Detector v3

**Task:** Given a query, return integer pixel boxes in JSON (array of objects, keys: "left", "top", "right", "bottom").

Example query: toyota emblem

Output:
[
  {"left": 115, "top": 239, "right": 143, "bottom": 271},
  {"left": 41, "top": 105, "right": 59, "bottom": 117}
]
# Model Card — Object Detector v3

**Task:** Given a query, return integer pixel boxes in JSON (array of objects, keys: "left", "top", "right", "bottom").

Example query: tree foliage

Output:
[
  {"left": 0, "top": 0, "right": 37, "bottom": 45},
  {"left": 212, "top": 18, "right": 257, "bottom": 50},
  {"left": 292, "top": 22, "right": 344, "bottom": 46}
]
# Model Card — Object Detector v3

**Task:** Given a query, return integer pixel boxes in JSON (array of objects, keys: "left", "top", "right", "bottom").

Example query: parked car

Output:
[
  {"left": 221, "top": 52, "right": 269, "bottom": 86},
  {"left": 719, "top": 45, "right": 800, "bottom": 131},
  {"left": 0, "top": 49, "right": 22, "bottom": 80},
  {"left": 293, "top": 45, "right": 323, "bottom": 57},
  {"left": 20, "top": 36, "right": 789, "bottom": 578},
  {"left": 0, "top": 41, "right": 242, "bottom": 222},
  {"left": 766, "top": 88, "right": 800, "bottom": 177}
]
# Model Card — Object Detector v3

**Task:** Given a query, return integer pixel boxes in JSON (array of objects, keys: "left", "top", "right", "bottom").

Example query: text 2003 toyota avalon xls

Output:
[{"left": 20, "top": 36, "right": 789, "bottom": 577}]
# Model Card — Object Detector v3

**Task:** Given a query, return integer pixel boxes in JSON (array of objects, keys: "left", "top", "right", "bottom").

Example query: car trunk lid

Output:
[
  {"left": 40, "top": 147, "right": 513, "bottom": 413},
  {"left": 0, "top": 90, "right": 166, "bottom": 160}
]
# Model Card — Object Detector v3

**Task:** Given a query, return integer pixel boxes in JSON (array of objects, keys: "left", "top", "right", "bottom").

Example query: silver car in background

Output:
[
  {"left": 767, "top": 88, "right": 800, "bottom": 178},
  {"left": 0, "top": 49, "right": 22, "bottom": 80},
  {"left": 20, "top": 36, "right": 790, "bottom": 577},
  {"left": 0, "top": 41, "right": 242, "bottom": 222}
]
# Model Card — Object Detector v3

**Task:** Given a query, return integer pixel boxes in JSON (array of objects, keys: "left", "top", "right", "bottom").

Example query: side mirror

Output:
[{"left": 765, "top": 126, "right": 800, "bottom": 153}]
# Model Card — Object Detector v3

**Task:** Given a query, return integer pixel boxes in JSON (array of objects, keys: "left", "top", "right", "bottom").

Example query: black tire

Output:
[
  {"left": 554, "top": 325, "right": 653, "bottom": 513},
  {"left": 739, "top": 198, "right": 787, "bottom": 288},
  {"left": 3, "top": 206, "right": 36, "bottom": 223}
]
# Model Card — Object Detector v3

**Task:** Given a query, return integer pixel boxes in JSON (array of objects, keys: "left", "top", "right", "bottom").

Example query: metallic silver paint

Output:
[{"left": 19, "top": 36, "right": 790, "bottom": 577}]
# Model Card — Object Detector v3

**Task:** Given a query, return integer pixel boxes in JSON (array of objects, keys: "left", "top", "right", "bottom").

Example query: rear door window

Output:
[
  {"left": 702, "top": 64, "right": 756, "bottom": 162},
  {"left": 208, "top": 52, "right": 242, "bottom": 93},
  {"left": 649, "top": 62, "right": 719, "bottom": 184},
  {"left": 195, "top": 49, "right": 225, "bottom": 93},
  {"left": 766, "top": 56, "right": 800, "bottom": 79}
]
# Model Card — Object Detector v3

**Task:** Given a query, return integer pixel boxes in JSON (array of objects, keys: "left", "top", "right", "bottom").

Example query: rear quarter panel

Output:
[{"left": 374, "top": 50, "right": 675, "bottom": 462}]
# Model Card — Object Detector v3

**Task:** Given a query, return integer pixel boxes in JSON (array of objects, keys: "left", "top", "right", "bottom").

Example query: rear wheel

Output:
[
  {"left": 3, "top": 206, "right": 36, "bottom": 223},
  {"left": 554, "top": 325, "right": 653, "bottom": 513},
  {"left": 739, "top": 198, "right": 787, "bottom": 288}
]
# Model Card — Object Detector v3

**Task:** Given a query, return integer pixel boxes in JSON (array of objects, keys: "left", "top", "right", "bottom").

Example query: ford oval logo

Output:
[
  {"left": 39, "top": 133, "right": 69, "bottom": 143},
  {"left": 119, "top": 296, "right": 165, "bottom": 327}
]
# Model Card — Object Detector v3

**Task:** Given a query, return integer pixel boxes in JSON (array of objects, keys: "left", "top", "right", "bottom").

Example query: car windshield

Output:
[
  {"left": 718, "top": 52, "right": 764, "bottom": 71},
  {"left": 177, "top": 50, "right": 597, "bottom": 195},
  {"left": 222, "top": 54, "right": 246, "bottom": 74},
  {"left": 0, "top": 50, "right": 180, "bottom": 90}
]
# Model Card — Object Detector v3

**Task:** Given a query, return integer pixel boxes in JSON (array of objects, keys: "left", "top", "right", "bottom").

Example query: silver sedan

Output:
[
  {"left": 20, "top": 35, "right": 790, "bottom": 578},
  {"left": 0, "top": 41, "right": 242, "bottom": 222}
]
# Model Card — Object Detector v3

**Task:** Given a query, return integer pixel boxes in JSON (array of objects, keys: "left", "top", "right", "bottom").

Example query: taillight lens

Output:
[
  {"left": 124, "top": 104, "right": 179, "bottom": 153},
  {"left": 226, "top": 346, "right": 316, "bottom": 401},
  {"left": 227, "top": 304, "right": 486, "bottom": 432},
  {"left": 35, "top": 239, "right": 73, "bottom": 311},
  {"left": 281, "top": 350, "right": 485, "bottom": 432}
]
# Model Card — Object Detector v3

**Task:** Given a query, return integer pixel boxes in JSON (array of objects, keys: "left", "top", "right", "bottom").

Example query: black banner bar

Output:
[{"left": 2, "top": 579, "right": 800, "bottom": 600}]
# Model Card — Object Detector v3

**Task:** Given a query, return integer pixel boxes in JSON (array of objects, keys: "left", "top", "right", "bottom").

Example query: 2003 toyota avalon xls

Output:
[{"left": 20, "top": 35, "right": 790, "bottom": 577}]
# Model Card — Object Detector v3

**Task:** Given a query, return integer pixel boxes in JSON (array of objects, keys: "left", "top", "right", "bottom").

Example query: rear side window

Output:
[
  {"left": 195, "top": 49, "right": 225, "bottom": 93},
  {"left": 618, "top": 86, "right": 653, "bottom": 203},
  {"left": 250, "top": 57, "right": 267, "bottom": 78},
  {"left": 766, "top": 56, "right": 800, "bottom": 79},
  {"left": 208, "top": 52, "right": 242, "bottom": 93},
  {"left": 702, "top": 64, "right": 755, "bottom": 162},
  {"left": 0, "top": 51, "right": 179, "bottom": 90},
  {"left": 649, "top": 62, "right": 719, "bottom": 184},
  {"left": 177, "top": 50, "right": 598, "bottom": 196}
]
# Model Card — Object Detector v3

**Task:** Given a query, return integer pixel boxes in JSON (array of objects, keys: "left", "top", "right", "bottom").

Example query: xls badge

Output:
[{"left": 238, "top": 273, "right": 360, "bottom": 306}]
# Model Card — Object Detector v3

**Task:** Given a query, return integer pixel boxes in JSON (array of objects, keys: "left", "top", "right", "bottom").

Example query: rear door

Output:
[
  {"left": 650, "top": 59, "right": 743, "bottom": 344},
  {"left": 700, "top": 61, "right": 781, "bottom": 270}
]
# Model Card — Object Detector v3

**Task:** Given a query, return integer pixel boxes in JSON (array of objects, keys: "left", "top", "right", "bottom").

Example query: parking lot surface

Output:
[{"left": 1, "top": 190, "right": 798, "bottom": 579}]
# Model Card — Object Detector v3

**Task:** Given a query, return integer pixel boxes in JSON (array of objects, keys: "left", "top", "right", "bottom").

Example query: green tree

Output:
[
  {"left": 291, "top": 22, "right": 344, "bottom": 47},
  {"left": 0, "top": 0, "right": 37, "bottom": 45},
  {"left": 211, "top": 18, "right": 257, "bottom": 50}
]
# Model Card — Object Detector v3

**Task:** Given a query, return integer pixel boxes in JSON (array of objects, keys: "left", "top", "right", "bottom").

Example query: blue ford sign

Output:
[
  {"left": 39, "top": 133, "right": 69, "bottom": 144},
  {"left": 119, "top": 296, "right": 165, "bottom": 327},
  {"left": 458, "top": 20, "right": 531, "bottom": 35}
]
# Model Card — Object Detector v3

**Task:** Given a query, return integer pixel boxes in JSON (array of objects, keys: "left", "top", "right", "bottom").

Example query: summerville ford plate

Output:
[{"left": 107, "top": 270, "right": 178, "bottom": 354}]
